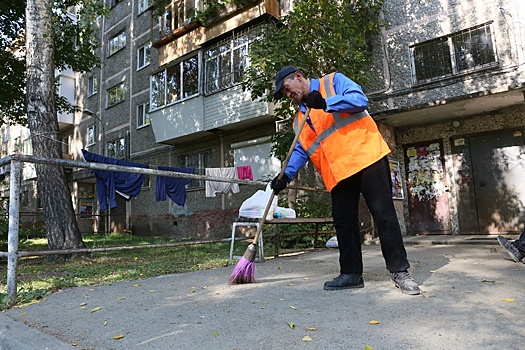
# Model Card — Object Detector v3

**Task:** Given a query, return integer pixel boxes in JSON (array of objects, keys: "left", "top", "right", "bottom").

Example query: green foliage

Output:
[
  {"left": 0, "top": 0, "right": 108, "bottom": 126},
  {"left": 243, "top": 0, "right": 385, "bottom": 159}
]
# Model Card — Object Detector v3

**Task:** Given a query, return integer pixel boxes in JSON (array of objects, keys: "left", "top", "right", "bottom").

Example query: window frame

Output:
[
  {"left": 137, "top": 43, "right": 151, "bottom": 70},
  {"left": 86, "top": 125, "right": 96, "bottom": 146},
  {"left": 88, "top": 75, "right": 98, "bottom": 96},
  {"left": 137, "top": 102, "right": 151, "bottom": 128},
  {"left": 106, "top": 82, "right": 126, "bottom": 108},
  {"left": 149, "top": 53, "right": 199, "bottom": 111},
  {"left": 138, "top": 0, "right": 151, "bottom": 14},
  {"left": 203, "top": 26, "right": 261, "bottom": 95},
  {"left": 106, "top": 137, "right": 126, "bottom": 160},
  {"left": 180, "top": 150, "right": 210, "bottom": 189},
  {"left": 108, "top": 31, "right": 126, "bottom": 57},
  {"left": 409, "top": 22, "right": 498, "bottom": 85}
]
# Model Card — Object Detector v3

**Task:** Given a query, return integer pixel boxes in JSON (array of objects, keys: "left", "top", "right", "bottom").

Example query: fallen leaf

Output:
[
  {"left": 80, "top": 302, "right": 87, "bottom": 306},
  {"left": 132, "top": 284, "right": 141, "bottom": 287},
  {"left": 104, "top": 320, "right": 108, "bottom": 326},
  {"left": 117, "top": 297, "right": 125, "bottom": 300},
  {"left": 502, "top": 298, "right": 515, "bottom": 302},
  {"left": 287, "top": 322, "right": 295, "bottom": 329},
  {"left": 21, "top": 312, "right": 27, "bottom": 316},
  {"left": 481, "top": 279, "right": 495, "bottom": 283},
  {"left": 278, "top": 298, "right": 284, "bottom": 301},
  {"left": 199, "top": 315, "right": 205, "bottom": 319},
  {"left": 289, "top": 305, "right": 297, "bottom": 309},
  {"left": 368, "top": 320, "right": 380, "bottom": 325},
  {"left": 430, "top": 270, "right": 437, "bottom": 273},
  {"left": 90, "top": 307, "right": 102, "bottom": 313},
  {"left": 302, "top": 336, "right": 312, "bottom": 342},
  {"left": 305, "top": 327, "right": 317, "bottom": 331},
  {"left": 148, "top": 290, "right": 156, "bottom": 293},
  {"left": 113, "top": 334, "right": 124, "bottom": 340},
  {"left": 364, "top": 346, "right": 373, "bottom": 350},
  {"left": 212, "top": 332, "right": 219, "bottom": 337},
  {"left": 287, "top": 283, "right": 294, "bottom": 286}
]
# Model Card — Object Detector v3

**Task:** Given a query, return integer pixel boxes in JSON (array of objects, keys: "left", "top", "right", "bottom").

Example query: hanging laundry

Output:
[
  {"left": 205, "top": 167, "right": 240, "bottom": 197},
  {"left": 236, "top": 165, "right": 253, "bottom": 181},
  {"left": 156, "top": 166, "right": 194, "bottom": 206},
  {"left": 82, "top": 149, "right": 146, "bottom": 210}
]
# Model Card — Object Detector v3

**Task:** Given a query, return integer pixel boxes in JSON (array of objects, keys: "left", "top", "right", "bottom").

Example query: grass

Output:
[{"left": 0, "top": 233, "right": 250, "bottom": 309}]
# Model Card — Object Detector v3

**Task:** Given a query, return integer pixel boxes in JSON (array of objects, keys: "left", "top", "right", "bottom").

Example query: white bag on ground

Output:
[{"left": 239, "top": 183, "right": 278, "bottom": 220}]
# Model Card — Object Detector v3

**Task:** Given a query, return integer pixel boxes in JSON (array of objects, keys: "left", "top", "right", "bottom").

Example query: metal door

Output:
[
  {"left": 469, "top": 130, "right": 525, "bottom": 233},
  {"left": 404, "top": 141, "right": 451, "bottom": 234}
]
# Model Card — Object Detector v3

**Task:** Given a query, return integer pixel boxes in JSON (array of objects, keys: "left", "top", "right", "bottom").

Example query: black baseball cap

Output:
[{"left": 273, "top": 66, "right": 300, "bottom": 100}]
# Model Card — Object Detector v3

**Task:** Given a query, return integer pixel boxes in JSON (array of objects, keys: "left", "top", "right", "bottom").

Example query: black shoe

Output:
[
  {"left": 497, "top": 235, "right": 525, "bottom": 262},
  {"left": 390, "top": 271, "right": 421, "bottom": 295},
  {"left": 323, "top": 274, "right": 364, "bottom": 290}
]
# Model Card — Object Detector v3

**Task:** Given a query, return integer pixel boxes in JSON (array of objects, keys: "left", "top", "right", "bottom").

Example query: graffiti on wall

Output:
[{"left": 406, "top": 142, "right": 445, "bottom": 201}]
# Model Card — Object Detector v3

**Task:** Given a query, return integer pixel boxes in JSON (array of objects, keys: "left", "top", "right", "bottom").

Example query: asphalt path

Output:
[{"left": 1, "top": 241, "right": 524, "bottom": 349}]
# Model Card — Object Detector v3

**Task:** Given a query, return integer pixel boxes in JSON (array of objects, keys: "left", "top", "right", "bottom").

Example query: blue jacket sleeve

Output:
[
  {"left": 324, "top": 72, "right": 368, "bottom": 114},
  {"left": 284, "top": 141, "right": 309, "bottom": 180}
]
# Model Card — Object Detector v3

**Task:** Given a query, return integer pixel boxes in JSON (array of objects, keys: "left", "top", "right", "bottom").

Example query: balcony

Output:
[
  {"left": 153, "top": 0, "right": 279, "bottom": 52},
  {"left": 150, "top": 86, "right": 274, "bottom": 144}
]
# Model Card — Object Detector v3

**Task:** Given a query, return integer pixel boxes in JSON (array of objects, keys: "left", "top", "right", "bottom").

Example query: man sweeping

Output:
[{"left": 271, "top": 66, "right": 421, "bottom": 295}]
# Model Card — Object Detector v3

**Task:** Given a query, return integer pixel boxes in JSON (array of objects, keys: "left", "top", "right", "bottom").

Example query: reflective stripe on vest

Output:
[{"left": 293, "top": 75, "right": 370, "bottom": 157}]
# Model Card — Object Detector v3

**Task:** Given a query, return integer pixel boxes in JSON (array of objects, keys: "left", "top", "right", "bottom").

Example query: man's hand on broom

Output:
[{"left": 271, "top": 174, "right": 290, "bottom": 195}]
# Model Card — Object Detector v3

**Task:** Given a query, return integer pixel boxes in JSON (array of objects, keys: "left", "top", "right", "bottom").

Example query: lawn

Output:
[{"left": 0, "top": 233, "right": 249, "bottom": 309}]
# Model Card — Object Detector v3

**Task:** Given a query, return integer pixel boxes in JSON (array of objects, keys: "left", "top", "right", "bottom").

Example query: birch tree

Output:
[{"left": 25, "top": 0, "right": 86, "bottom": 258}]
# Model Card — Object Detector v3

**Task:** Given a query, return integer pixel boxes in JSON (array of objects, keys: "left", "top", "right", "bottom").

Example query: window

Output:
[
  {"left": 88, "top": 76, "right": 98, "bottom": 96},
  {"left": 204, "top": 27, "right": 261, "bottom": 94},
  {"left": 138, "top": 0, "right": 151, "bottom": 14},
  {"left": 87, "top": 125, "right": 96, "bottom": 146},
  {"left": 107, "top": 82, "right": 126, "bottom": 107},
  {"left": 108, "top": 31, "right": 126, "bottom": 56},
  {"left": 137, "top": 44, "right": 151, "bottom": 70},
  {"left": 180, "top": 151, "right": 210, "bottom": 189},
  {"left": 150, "top": 54, "right": 198, "bottom": 110},
  {"left": 61, "top": 136, "right": 70, "bottom": 155},
  {"left": 137, "top": 102, "right": 150, "bottom": 128},
  {"left": 410, "top": 23, "right": 498, "bottom": 84},
  {"left": 162, "top": 0, "right": 199, "bottom": 35},
  {"left": 23, "top": 137, "right": 33, "bottom": 155},
  {"left": 107, "top": 138, "right": 126, "bottom": 159}
]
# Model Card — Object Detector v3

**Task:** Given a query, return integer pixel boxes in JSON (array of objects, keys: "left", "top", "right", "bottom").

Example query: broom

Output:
[{"left": 229, "top": 108, "right": 311, "bottom": 284}]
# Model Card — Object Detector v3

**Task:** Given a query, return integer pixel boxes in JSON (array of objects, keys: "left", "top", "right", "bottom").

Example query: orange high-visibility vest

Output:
[{"left": 293, "top": 73, "right": 391, "bottom": 192}]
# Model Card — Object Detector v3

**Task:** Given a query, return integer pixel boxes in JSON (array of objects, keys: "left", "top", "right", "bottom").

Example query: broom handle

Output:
[{"left": 251, "top": 108, "right": 311, "bottom": 245}]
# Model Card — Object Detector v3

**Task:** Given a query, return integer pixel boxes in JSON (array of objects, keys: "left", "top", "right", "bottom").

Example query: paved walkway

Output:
[{"left": 1, "top": 236, "right": 524, "bottom": 349}]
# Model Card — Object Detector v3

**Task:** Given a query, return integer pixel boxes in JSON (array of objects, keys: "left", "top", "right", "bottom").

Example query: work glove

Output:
[
  {"left": 305, "top": 90, "right": 327, "bottom": 110},
  {"left": 271, "top": 174, "right": 290, "bottom": 195}
]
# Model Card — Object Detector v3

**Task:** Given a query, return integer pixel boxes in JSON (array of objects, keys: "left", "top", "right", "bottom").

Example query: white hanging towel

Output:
[{"left": 205, "top": 167, "right": 240, "bottom": 197}]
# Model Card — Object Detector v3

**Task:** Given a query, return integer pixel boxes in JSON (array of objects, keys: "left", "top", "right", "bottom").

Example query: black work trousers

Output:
[{"left": 331, "top": 156, "right": 410, "bottom": 274}]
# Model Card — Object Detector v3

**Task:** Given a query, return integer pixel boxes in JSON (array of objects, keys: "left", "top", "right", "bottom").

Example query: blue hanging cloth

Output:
[
  {"left": 156, "top": 166, "right": 195, "bottom": 206},
  {"left": 82, "top": 149, "right": 146, "bottom": 210}
]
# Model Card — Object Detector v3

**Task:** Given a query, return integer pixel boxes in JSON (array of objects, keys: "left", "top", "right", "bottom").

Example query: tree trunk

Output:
[{"left": 26, "top": 0, "right": 86, "bottom": 258}]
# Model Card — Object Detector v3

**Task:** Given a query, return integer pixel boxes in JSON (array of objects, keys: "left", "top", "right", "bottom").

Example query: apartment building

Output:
[
  {"left": 369, "top": 0, "right": 525, "bottom": 235},
  {"left": 8, "top": 0, "right": 523, "bottom": 238}
]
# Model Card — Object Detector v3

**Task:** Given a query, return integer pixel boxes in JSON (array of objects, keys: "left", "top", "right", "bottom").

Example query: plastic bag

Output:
[
  {"left": 326, "top": 236, "right": 338, "bottom": 248},
  {"left": 239, "top": 183, "right": 278, "bottom": 220}
]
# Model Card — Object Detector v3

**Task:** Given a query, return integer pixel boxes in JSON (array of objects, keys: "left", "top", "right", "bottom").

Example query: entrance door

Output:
[
  {"left": 469, "top": 130, "right": 525, "bottom": 233},
  {"left": 404, "top": 140, "right": 451, "bottom": 234}
]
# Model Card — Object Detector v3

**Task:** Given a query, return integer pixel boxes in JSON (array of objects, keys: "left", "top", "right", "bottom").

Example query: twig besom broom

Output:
[{"left": 229, "top": 108, "right": 311, "bottom": 284}]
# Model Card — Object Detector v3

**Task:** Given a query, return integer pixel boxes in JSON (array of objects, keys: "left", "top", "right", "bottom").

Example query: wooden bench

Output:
[{"left": 229, "top": 217, "right": 335, "bottom": 264}]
